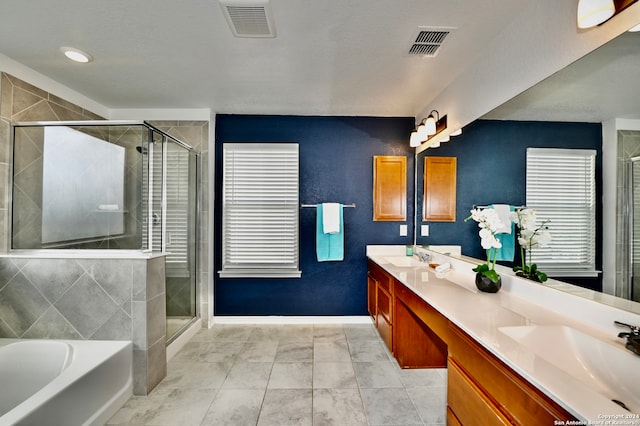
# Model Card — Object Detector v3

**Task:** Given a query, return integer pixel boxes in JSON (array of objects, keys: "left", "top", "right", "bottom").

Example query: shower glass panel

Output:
[
  {"left": 11, "top": 121, "right": 199, "bottom": 342},
  {"left": 629, "top": 158, "right": 640, "bottom": 302},
  {"left": 12, "top": 123, "right": 148, "bottom": 249}
]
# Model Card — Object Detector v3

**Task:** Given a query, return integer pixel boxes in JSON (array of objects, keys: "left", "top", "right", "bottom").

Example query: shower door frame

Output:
[
  {"left": 625, "top": 156, "right": 640, "bottom": 302},
  {"left": 11, "top": 120, "right": 201, "bottom": 340}
]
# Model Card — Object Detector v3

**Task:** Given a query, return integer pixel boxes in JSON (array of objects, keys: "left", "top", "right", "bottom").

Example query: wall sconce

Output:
[{"left": 577, "top": 0, "right": 638, "bottom": 29}]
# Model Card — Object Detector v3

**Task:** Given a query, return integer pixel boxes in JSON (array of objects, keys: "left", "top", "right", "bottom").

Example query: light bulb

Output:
[
  {"left": 577, "top": 0, "right": 615, "bottom": 29},
  {"left": 425, "top": 115, "right": 437, "bottom": 135},
  {"left": 409, "top": 130, "right": 421, "bottom": 147},
  {"left": 416, "top": 119, "right": 429, "bottom": 141}
]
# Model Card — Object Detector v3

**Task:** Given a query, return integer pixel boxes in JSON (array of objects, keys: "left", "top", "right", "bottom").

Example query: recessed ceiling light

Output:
[{"left": 60, "top": 47, "right": 93, "bottom": 63}]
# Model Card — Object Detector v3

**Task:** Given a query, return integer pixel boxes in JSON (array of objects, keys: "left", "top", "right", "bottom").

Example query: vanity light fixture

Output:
[
  {"left": 61, "top": 47, "right": 93, "bottom": 63},
  {"left": 409, "top": 110, "right": 449, "bottom": 148}
]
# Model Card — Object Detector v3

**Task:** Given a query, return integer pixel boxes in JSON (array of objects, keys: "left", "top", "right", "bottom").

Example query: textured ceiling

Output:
[{"left": 0, "top": 0, "right": 531, "bottom": 117}]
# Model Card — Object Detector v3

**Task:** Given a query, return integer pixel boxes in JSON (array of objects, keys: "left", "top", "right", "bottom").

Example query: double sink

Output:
[{"left": 382, "top": 253, "right": 640, "bottom": 415}]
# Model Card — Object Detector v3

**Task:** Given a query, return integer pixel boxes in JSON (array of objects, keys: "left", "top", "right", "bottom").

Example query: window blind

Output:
[
  {"left": 526, "top": 148, "right": 597, "bottom": 277},
  {"left": 142, "top": 144, "right": 192, "bottom": 277},
  {"left": 220, "top": 143, "right": 300, "bottom": 278}
]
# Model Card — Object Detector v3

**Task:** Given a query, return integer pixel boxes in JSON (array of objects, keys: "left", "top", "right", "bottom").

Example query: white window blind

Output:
[
  {"left": 526, "top": 148, "right": 597, "bottom": 277},
  {"left": 142, "top": 144, "right": 192, "bottom": 277},
  {"left": 220, "top": 143, "right": 301, "bottom": 278}
]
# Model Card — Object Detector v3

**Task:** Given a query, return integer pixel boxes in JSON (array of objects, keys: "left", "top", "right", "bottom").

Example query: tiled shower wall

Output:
[
  {"left": 0, "top": 73, "right": 105, "bottom": 250},
  {"left": 0, "top": 73, "right": 212, "bottom": 392}
]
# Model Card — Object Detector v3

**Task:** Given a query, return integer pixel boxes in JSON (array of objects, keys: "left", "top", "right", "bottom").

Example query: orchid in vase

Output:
[
  {"left": 465, "top": 208, "right": 504, "bottom": 284},
  {"left": 510, "top": 208, "right": 551, "bottom": 282}
]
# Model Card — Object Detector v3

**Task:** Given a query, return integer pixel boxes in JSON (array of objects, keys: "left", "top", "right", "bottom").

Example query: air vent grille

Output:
[
  {"left": 220, "top": 0, "right": 276, "bottom": 38},
  {"left": 408, "top": 28, "right": 453, "bottom": 57}
]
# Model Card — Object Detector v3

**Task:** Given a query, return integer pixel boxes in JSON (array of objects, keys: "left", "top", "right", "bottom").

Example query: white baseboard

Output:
[
  {"left": 212, "top": 315, "right": 373, "bottom": 325},
  {"left": 166, "top": 318, "right": 202, "bottom": 362}
]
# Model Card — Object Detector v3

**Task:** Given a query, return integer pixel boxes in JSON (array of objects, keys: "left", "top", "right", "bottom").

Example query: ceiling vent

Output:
[
  {"left": 408, "top": 27, "right": 453, "bottom": 57},
  {"left": 219, "top": 0, "right": 276, "bottom": 38}
]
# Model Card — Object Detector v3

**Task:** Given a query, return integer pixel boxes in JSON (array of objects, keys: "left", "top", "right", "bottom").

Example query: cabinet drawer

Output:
[
  {"left": 368, "top": 260, "right": 392, "bottom": 293},
  {"left": 448, "top": 359, "right": 510, "bottom": 426},
  {"left": 448, "top": 324, "right": 575, "bottom": 424}
]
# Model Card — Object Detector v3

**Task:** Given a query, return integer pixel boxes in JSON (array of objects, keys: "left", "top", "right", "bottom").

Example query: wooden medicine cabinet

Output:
[
  {"left": 373, "top": 155, "right": 407, "bottom": 221},
  {"left": 423, "top": 156, "right": 457, "bottom": 222}
]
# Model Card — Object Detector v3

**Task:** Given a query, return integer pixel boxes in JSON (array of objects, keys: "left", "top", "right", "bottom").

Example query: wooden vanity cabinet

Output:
[
  {"left": 447, "top": 324, "right": 576, "bottom": 425},
  {"left": 394, "top": 280, "right": 448, "bottom": 368},
  {"left": 367, "top": 260, "right": 393, "bottom": 351},
  {"left": 367, "top": 259, "right": 578, "bottom": 425}
]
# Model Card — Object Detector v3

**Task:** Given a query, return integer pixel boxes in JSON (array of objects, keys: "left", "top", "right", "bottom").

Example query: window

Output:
[
  {"left": 220, "top": 143, "right": 300, "bottom": 278},
  {"left": 526, "top": 148, "right": 597, "bottom": 277}
]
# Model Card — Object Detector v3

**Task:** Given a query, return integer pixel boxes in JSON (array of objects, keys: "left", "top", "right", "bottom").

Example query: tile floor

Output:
[{"left": 106, "top": 323, "right": 447, "bottom": 426}]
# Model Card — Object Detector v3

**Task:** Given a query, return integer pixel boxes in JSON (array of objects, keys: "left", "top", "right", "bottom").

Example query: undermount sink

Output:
[
  {"left": 383, "top": 256, "right": 423, "bottom": 268},
  {"left": 498, "top": 325, "right": 640, "bottom": 413}
]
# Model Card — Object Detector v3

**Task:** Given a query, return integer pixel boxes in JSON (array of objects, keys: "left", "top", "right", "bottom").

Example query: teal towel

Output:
[
  {"left": 486, "top": 205, "right": 515, "bottom": 262},
  {"left": 316, "top": 204, "right": 344, "bottom": 262}
]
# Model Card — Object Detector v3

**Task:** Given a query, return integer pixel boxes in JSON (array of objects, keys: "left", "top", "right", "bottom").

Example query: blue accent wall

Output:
[
  {"left": 214, "top": 115, "right": 415, "bottom": 315},
  {"left": 416, "top": 119, "right": 603, "bottom": 291}
]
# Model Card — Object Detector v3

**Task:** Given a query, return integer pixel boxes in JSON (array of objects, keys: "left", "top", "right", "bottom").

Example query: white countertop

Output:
[{"left": 367, "top": 245, "right": 640, "bottom": 422}]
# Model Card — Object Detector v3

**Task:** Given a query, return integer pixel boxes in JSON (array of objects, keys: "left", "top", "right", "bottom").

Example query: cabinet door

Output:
[
  {"left": 373, "top": 156, "right": 407, "bottom": 221},
  {"left": 423, "top": 156, "right": 456, "bottom": 222},
  {"left": 367, "top": 274, "right": 377, "bottom": 323}
]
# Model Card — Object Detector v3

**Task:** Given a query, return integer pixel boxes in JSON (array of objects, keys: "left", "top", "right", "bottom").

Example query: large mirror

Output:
[{"left": 481, "top": 30, "right": 640, "bottom": 304}]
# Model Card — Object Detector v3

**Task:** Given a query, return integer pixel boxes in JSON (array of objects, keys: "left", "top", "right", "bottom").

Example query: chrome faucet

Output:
[
  {"left": 615, "top": 321, "right": 640, "bottom": 356},
  {"left": 415, "top": 251, "right": 431, "bottom": 263}
]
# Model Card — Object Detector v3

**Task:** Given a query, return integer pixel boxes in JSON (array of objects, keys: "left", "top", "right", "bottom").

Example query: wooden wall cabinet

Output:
[
  {"left": 423, "top": 156, "right": 457, "bottom": 222},
  {"left": 373, "top": 156, "right": 407, "bottom": 221}
]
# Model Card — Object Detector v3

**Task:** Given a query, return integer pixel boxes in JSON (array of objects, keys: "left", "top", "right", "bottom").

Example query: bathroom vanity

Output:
[{"left": 367, "top": 245, "right": 640, "bottom": 424}]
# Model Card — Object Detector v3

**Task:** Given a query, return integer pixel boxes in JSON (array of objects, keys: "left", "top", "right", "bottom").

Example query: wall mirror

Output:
[{"left": 465, "top": 29, "right": 640, "bottom": 310}]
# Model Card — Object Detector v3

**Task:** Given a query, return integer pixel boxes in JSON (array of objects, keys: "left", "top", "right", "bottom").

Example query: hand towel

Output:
[
  {"left": 489, "top": 204, "right": 515, "bottom": 262},
  {"left": 322, "top": 203, "right": 341, "bottom": 234},
  {"left": 316, "top": 204, "right": 344, "bottom": 262},
  {"left": 492, "top": 204, "right": 512, "bottom": 234}
]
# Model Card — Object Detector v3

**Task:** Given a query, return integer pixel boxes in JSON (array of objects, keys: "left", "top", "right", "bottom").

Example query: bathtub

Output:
[{"left": 0, "top": 339, "right": 132, "bottom": 426}]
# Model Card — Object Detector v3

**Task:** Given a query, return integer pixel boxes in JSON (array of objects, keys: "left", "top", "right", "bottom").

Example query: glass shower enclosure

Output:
[
  {"left": 11, "top": 121, "right": 199, "bottom": 342},
  {"left": 624, "top": 156, "right": 640, "bottom": 303}
]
